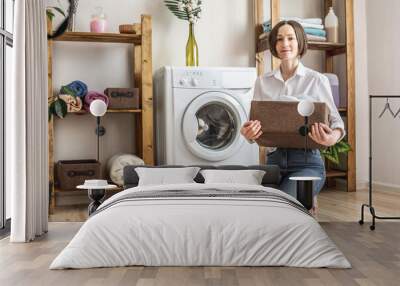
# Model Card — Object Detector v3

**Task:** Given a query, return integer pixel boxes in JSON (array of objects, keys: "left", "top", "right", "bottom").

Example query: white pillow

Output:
[
  {"left": 200, "top": 169, "right": 266, "bottom": 185},
  {"left": 135, "top": 167, "right": 201, "bottom": 186}
]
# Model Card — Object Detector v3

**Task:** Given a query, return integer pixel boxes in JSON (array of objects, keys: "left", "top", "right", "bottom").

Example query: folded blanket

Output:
[
  {"left": 262, "top": 25, "right": 326, "bottom": 37},
  {"left": 83, "top": 91, "right": 110, "bottom": 111},
  {"left": 261, "top": 32, "right": 327, "bottom": 43},
  {"left": 281, "top": 17, "right": 322, "bottom": 25},
  {"left": 59, "top": 94, "right": 83, "bottom": 112},
  {"left": 63, "top": 80, "right": 88, "bottom": 97},
  {"left": 263, "top": 21, "right": 323, "bottom": 32},
  {"left": 304, "top": 28, "right": 326, "bottom": 37},
  {"left": 295, "top": 22, "right": 323, "bottom": 29},
  {"left": 307, "top": 34, "right": 327, "bottom": 42}
]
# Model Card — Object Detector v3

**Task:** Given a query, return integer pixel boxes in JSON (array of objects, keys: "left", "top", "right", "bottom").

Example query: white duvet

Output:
[{"left": 50, "top": 183, "right": 351, "bottom": 269}]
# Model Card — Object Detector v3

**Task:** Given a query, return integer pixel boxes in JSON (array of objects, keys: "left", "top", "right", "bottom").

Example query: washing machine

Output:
[{"left": 154, "top": 66, "right": 259, "bottom": 165}]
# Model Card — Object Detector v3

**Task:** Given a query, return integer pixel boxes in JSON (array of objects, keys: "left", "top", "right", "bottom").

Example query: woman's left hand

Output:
[{"left": 308, "top": 123, "right": 340, "bottom": 147}]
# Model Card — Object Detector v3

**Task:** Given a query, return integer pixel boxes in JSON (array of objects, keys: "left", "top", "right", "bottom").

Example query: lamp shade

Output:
[
  {"left": 297, "top": 100, "right": 315, "bottom": 117},
  {"left": 89, "top": 99, "right": 107, "bottom": 117}
]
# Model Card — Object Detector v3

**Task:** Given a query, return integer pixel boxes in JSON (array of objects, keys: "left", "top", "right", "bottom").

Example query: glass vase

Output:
[{"left": 186, "top": 23, "right": 199, "bottom": 66}]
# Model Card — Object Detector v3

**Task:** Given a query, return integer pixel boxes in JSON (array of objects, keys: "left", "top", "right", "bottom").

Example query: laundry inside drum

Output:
[{"left": 195, "top": 103, "right": 236, "bottom": 150}]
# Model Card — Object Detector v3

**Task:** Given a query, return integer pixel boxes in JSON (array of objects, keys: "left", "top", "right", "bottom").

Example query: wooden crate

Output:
[{"left": 56, "top": 159, "right": 101, "bottom": 190}]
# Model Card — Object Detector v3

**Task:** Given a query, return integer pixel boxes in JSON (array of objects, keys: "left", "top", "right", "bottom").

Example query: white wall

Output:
[
  {"left": 354, "top": 0, "right": 369, "bottom": 189},
  {"left": 49, "top": 0, "right": 255, "bottom": 72},
  {"left": 366, "top": 0, "right": 400, "bottom": 188}
]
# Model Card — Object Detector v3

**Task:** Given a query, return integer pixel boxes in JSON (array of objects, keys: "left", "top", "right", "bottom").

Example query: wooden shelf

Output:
[
  {"left": 257, "top": 33, "right": 346, "bottom": 55},
  {"left": 326, "top": 170, "right": 347, "bottom": 178},
  {"left": 68, "top": 109, "right": 142, "bottom": 115},
  {"left": 52, "top": 32, "right": 142, "bottom": 44},
  {"left": 338, "top": 107, "right": 347, "bottom": 113},
  {"left": 106, "top": 109, "right": 142, "bottom": 113}
]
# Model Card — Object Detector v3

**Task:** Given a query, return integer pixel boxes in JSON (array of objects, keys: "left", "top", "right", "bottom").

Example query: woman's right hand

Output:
[{"left": 240, "top": 120, "right": 263, "bottom": 140}]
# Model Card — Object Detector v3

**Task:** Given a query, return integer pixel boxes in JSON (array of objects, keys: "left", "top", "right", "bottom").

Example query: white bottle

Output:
[{"left": 325, "top": 7, "right": 339, "bottom": 43}]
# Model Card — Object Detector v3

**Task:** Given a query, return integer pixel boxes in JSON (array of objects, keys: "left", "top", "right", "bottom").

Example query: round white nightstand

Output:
[
  {"left": 77, "top": 184, "right": 117, "bottom": 215},
  {"left": 289, "top": 176, "right": 321, "bottom": 210}
]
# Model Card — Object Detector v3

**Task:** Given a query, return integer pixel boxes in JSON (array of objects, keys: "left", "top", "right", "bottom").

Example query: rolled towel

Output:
[
  {"left": 83, "top": 91, "right": 109, "bottom": 111},
  {"left": 63, "top": 80, "right": 88, "bottom": 97},
  {"left": 59, "top": 94, "right": 83, "bottom": 112}
]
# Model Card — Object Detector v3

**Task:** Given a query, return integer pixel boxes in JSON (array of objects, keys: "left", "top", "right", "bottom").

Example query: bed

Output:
[{"left": 50, "top": 165, "right": 350, "bottom": 269}]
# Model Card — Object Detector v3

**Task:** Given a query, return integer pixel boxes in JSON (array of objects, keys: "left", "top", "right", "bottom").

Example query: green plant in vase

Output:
[{"left": 165, "top": 0, "right": 202, "bottom": 66}]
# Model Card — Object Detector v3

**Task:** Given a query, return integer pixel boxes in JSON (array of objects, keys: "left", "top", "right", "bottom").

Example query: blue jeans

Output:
[{"left": 267, "top": 148, "right": 326, "bottom": 198}]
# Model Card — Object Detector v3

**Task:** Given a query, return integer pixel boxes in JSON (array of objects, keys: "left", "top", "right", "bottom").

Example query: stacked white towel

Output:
[
  {"left": 307, "top": 35, "right": 327, "bottom": 42},
  {"left": 281, "top": 17, "right": 322, "bottom": 25},
  {"left": 263, "top": 17, "right": 327, "bottom": 42}
]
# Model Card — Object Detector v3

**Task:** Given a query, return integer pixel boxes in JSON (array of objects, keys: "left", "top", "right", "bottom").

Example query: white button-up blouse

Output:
[{"left": 253, "top": 62, "right": 345, "bottom": 141}]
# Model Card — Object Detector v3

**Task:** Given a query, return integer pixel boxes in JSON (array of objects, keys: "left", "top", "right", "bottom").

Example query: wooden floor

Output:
[{"left": 1, "top": 187, "right": 399, "bottom": 286}]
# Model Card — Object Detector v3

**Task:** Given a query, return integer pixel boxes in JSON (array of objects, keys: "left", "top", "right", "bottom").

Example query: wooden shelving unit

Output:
[
  {"left": 254, "top": 0, "right": 356, "bottom": 192},
  {"left": 71, "top": 109, "right": 142, "bottom": 114},
  {"left": 47, "top": 15, "right": 154, "bottom": 212}
]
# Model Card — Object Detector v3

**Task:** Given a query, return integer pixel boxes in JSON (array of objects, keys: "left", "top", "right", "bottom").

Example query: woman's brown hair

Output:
[{"left": 268, "top": 20, "right": 308, "bottom": 58}]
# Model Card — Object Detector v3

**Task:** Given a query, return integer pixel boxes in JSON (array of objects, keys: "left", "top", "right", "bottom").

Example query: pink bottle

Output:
[{"left": 90, "top": 7, "right": 107, "bottom": 33}]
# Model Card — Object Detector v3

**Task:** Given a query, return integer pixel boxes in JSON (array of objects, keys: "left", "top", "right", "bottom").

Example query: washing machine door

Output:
[{"left": 182, "top": 91, "right": 247, "bottom": 161}]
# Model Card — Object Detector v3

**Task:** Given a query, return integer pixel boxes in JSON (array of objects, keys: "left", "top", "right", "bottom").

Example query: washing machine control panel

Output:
[
  {"left": 173, "top": 69, "right": 221, "bottom": 88},
  {"left": 171, "top": 68, "right": 257, "bottom": 89}
]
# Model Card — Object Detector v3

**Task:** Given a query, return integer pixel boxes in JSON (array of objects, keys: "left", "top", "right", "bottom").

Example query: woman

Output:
[{"left": 241, "top": 20, "right": 345, "bottom": 214}]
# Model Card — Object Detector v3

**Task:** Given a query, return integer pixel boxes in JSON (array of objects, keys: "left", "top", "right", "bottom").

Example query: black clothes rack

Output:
[{"left": 359, "top": 95, "right": 400, "bottom": 230}]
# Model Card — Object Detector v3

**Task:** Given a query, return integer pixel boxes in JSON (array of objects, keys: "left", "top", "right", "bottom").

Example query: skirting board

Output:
[
  {"left": 334, "top": 178, "right": 368, "bottom": 191},
  {"left": 372, "top": 181, "right": 400, "bottom": 192},
  {"left": 339, "top": 180, "right": 399, "bottom": 192}
]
